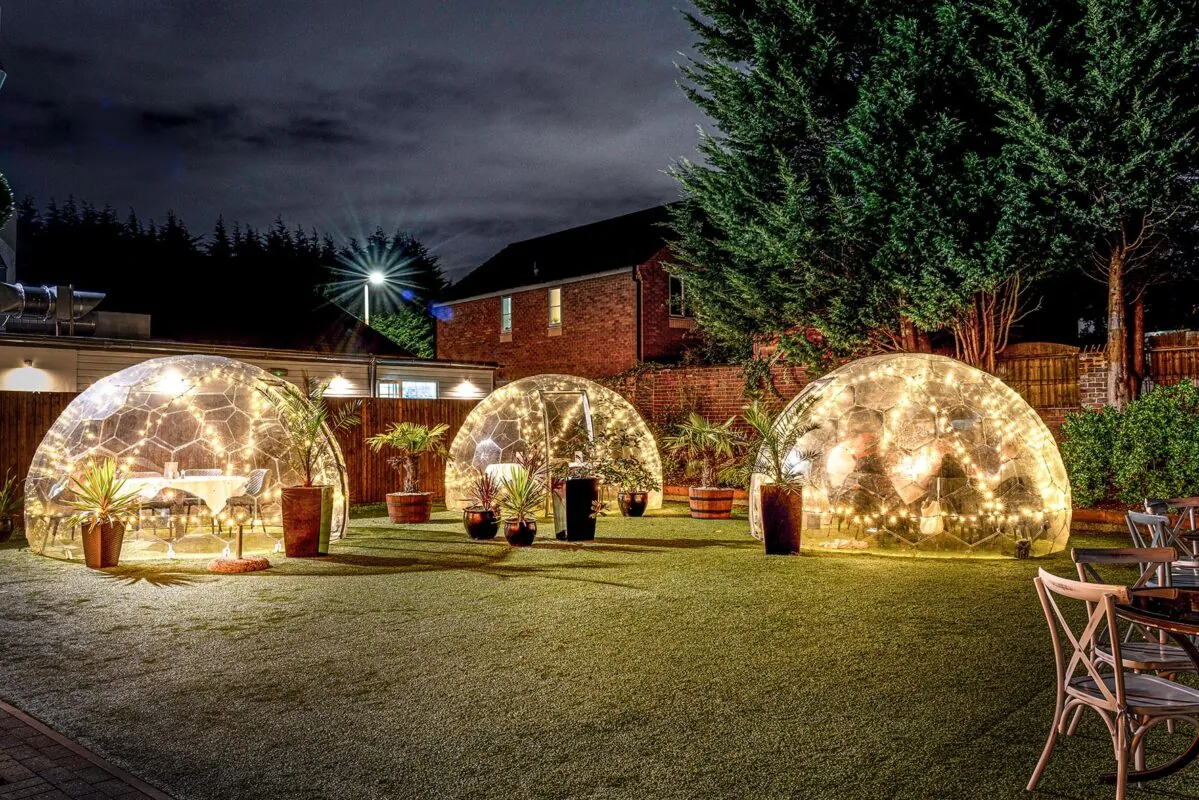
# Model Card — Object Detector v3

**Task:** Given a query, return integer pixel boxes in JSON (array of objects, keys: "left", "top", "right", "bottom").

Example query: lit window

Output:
[
  {"left": 401, "top": 380, "right": 438, "bottom": 399},
  {"left": 548, "top": 287, "right": 562, "bottom": 327},
  {"left": 669, "top": 275, "right": 693, "bottom": 317},
  {"left": 500, "top": 295, "right": 512, "bottom": 333},
  {"left": 377, "top": 382, "right": 400, "bottom": 398}
]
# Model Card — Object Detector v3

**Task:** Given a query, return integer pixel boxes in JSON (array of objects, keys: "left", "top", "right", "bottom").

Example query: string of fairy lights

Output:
[{"left": 27, "top": 357, "right": 346, "bottom": 560}]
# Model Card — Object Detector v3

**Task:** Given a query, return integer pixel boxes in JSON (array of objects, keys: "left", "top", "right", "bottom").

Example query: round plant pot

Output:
[
  {"left": 504, "top": 519, "right": 537, "bottom": 547},
  {"left": 760, "top": 485, "right": 803, "bottom": 556},
  {"left": 281, "top": 485, "right": 325, "bottom": 558},
  {"left": 565, "top": 477, "right": 600, "bottom": 541},
  {"left": 617, "top": 491, "right": 648, "bottom": 518},
  {"left": 689, "top": 487, "right": 734, "bottom": 520},
  {"left": 0, "top": 516, "right": 14, "bottom": 544},
  {"left": 81, "top": 520, "right": 125, "bottom": 569},
  {"left": 463, "top": 507, "right": 500, "bottom": 540},
  {"left": 387, "top": 492, "right": 433, "bottom": 524}
]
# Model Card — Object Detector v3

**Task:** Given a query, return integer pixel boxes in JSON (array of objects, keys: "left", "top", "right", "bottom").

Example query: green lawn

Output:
[{"left": 0, "top": 504, "right": 1192, "bottom": 799}]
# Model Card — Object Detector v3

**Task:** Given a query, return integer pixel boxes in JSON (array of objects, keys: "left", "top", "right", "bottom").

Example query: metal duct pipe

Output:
[
  {"left": 0, "top": 282, "right": 105, "bottom": 321},
  {"left": 2, "top": 316, "right": 97, "bottom": 336}
]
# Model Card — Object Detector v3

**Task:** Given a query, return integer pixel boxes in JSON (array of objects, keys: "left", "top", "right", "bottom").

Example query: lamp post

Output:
[{"left": 364, "top": 270, "right": 385, "bottom": 325}]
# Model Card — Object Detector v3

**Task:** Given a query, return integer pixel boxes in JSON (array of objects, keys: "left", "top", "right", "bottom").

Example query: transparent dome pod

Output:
[
  {"left": 445, "top": 373, "right": 662, "bottom": 511},
  {"left": 25, "top": 355, "right": 348, "bottom": 561},
  {"left": 749, "top": 353, "right": 1071, "bottom": 557}
]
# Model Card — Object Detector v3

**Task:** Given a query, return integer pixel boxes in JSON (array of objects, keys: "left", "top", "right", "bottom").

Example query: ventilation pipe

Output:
[{"left": 0, "top": 282, "right": 106, "bottom": 335}]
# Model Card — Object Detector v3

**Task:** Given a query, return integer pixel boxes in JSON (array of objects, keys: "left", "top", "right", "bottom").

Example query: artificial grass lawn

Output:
[{"left": 0, "top": 503, "right": 1193, "bottom": 799}]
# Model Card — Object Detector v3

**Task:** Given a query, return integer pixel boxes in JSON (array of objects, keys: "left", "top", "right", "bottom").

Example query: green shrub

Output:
[
  {"left": 1060, "top": 408, "right": 1114, "bottom": 508},
  {"left": 1110, "top": 381, "right": 1199, "bottom": 503},
  {"left": 1061, "top": 381, "right": 1199, "bottom": 507}
]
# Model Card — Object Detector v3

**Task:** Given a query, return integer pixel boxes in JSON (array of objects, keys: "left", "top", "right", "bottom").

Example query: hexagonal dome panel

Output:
[{"left": 749, "top": 354, "right": 1071, "bottom": 557}]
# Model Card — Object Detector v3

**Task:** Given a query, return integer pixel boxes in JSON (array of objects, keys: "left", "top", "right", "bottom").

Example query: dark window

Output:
[{"left": 669, "top": 275, "right": 693, "bottom": 317}]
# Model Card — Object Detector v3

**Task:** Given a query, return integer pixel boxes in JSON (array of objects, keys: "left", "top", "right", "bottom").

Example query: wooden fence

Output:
[
  {"left": 1147, "top": 331, "right": 1199, "bottom": 387},
  {"left": 995, "top": 342, "right": 1080, "bottom": 408},
  {"left": 0, "top": 391, "right": 478, "bottom": 505}
]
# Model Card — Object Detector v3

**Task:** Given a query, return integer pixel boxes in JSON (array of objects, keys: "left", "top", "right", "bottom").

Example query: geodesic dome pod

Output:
[
  {"left": 25, "top": 355, "right": 349, "bottom": 561},
  {"left": 445, "top": 374, "right": 662, "bottom": 512},
  {"left": 749, "top": 353, "right": 1071, "bottom": 557}
]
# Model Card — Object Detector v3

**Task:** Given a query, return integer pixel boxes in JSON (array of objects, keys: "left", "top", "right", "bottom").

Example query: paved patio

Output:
[{"left": 0, "top": 701, "right": 169, "bottom": 800}]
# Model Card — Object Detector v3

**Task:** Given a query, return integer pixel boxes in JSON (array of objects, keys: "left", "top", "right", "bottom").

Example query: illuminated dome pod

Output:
[
  {"left": 25, "top": 355, "right": 348, "bottom": 562},
  {"left": 749, "top": 353, "right": 1070, "bottom": 557},
  {"left": 445, "top": 374, "right": 662, "bottom": 512}
]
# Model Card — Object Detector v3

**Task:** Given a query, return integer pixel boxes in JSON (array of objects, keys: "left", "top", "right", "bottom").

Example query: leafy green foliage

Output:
[
  {"left": 0, "top": 469, "right": 20, "bottom": 518},
  {"left": 1061, "top": 382, "right": 1199, "bottom": 506},
  {"left": 552, "top": 415, "right": 661, "bottom": 493},
  {"left": 0, "top": 173, "right": 12, "bottom": 230},
  {"left": 662, "top": 413, "right": 741, "bottom": 488},
  {"left": 62, "top": 459, "right": 143, "bottom": 527},
  {"left": 367, "top": 422, "right": 449, "bottom": 493},
  {"left": 725, "top": 400, "right": 820, "bottom": 491},
  {"left": 1059, "top": 408, "right": 1115, "bottom": 507},
  {"left": 266, "top": 377, "right": 361, "bottom": 487},
  {"left": 497, "top": 467, "right": 548, "bottom": 522}
]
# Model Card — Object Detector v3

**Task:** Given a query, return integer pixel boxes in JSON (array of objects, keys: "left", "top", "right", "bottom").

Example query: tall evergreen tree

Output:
[
  {"left": 0, "top": 173, "right": 12, "bottom": 230},
  {"left": 979, "top": 0, "right": 1199, "bottom": 405}
]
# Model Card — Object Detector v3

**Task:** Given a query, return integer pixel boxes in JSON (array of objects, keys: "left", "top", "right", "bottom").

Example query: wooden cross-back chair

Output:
[
  {"left": 1128, "top": 512, "right": 1199, "bottom": 587},
  {"left": 1030, "top": 569, "right": 1199, "bottom": 800}
]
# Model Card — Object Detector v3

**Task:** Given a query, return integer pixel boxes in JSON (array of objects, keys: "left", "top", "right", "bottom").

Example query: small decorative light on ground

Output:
[
  {"left": 25, "top": 354, "right": 349, "bottom": 562},
  {"left": 749, "top": 353, "right": 1071, "bottom": 557},
  {"left": 445, "top": 373, "right": 663, "bottom": 511}
]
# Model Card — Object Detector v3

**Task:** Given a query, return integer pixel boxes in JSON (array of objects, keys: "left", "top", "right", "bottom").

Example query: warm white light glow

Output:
[
  {"left": 749, "top": 353, "right": 1071, "bottom": 557},
  {"left": 449, "top": 378, "right": 484, "bottom": 398},
  {"left": 327, "top": 375, "right": 354, "bottom": 395}
]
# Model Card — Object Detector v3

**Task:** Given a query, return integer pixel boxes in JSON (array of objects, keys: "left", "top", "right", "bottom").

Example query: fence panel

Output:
[
  {"left": 995, "top": 343, "right": 1080, "bottom": 408},
  {"left": 1, "top": 391, "right": 477, "bottom": 506},
  {"left": 1148, "top": 332, "right": 1199, "bottom": 387}
]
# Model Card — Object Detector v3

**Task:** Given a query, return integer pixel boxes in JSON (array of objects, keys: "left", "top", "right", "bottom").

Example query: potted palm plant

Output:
[
  {"left": 267, "top": 378, "right": 360, "bottom": 557},
  {"left": 663, "top": 413, "right": 741, "bottom": 519},
  {"left": 462, "top": 470, "right": 501, "bottom": 540},
  {"left": 62, "top": 459, "right": 141, "bottom": 568},
  {"left": 735, "top": 400, "right": 819, "bottom": 555},
  {"left": 498, "top": 466, "right": 547, "bottom": 546},
  {"left": 368, "top": 421, "right": 449, "bottom": 524},
  {"left": 0, "top": 469, "right": 21, "bottom": 543}
]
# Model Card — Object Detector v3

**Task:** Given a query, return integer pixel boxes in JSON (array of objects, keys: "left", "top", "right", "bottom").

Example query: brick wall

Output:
[
  {"left": 436, "top": 272, "right": 639, "bottom": 382},
  {"left": 639, "top": 248, "right": 697, "bottom": 361},
  {"left": 1078, "top": 346, "right": 1108, "bottom": 410}
]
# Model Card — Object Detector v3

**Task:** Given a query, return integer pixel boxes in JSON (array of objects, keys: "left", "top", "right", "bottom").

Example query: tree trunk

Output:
[
  {"left": 403, "top": 454, "right": 418, "bottom": 493},
  {"left": 898, "top": 317, "right": 929, "bottom": 352},
  {"left": 1106, "top": 247, "right": 1130, "bottom": 408},
  {"left": 1130, "top": 296, "right": 1145, "bottom": 400}
]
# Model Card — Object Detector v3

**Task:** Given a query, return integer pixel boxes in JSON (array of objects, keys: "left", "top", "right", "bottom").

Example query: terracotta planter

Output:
[
  {"left": 387, "top": 492, "right": 432, "bottom": 524},
  {"left": 82, "top": 520, "right": 125, "bottom": 569},
  {"left": 281, "top": 485, "right": 325, "bottom": 558},
  {"left": 760, "top": 485, "right": 803, "bottom": 555},
  {"left": 689, "top": 487, "right": 734, "bottom": 520},
  {"left": 618, "top": 491, "right": 648, "bottom": 518},
  {"left": 504, "top": 519, "right": 537, "bottom": 547},
  {"left": 463, "top": 507, "right": 500, "bottom": 540},
  {"left": 564, "top": 477, "right": 600, "bottom": 541}
]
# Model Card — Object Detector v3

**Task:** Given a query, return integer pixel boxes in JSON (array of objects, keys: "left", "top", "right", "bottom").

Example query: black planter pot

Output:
[
  {"left": 0, "top": 516, "right": 13, "bottom": 544},
  {"left": 618, "top": 491, "right": 648, "bottom": 517},
  {"left": 463, "top": 507, "right": 500, "bottom": 539},
  {"left": 565, "top": 477, "right": 600, "bottom": 541},
  {"left": 504, "top": 519, "right": 537, "bottom": 547},
  {"left": 760, "top": 485, "right": 803, "bottom": 556}
]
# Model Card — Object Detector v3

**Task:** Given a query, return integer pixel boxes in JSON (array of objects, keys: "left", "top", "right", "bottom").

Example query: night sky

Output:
[{"left": 0, "top": 1, "right": 706, "bottom": 279}]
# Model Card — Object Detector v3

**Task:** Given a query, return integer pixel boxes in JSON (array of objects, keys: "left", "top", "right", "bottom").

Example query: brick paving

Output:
[{"left": 0, "top": 701, "right": 171, "bottom": 800}]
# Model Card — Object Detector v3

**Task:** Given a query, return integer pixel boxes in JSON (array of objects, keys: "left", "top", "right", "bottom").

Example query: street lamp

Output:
[{"left": 364, "top": 270, "right": 385, "bottom": 325}]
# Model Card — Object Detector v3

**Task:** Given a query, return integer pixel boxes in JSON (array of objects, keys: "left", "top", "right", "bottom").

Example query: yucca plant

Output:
[
  {"left": 0, "top": 469, "right": 21, "bottom": 518},
  {"left": 62, "top": 459, "right": 142, "bottom": 527},
  {"left": 266, "top": 376, "right": 361, "bottom": 486},
  {"left": 662, "top": 413, "right": 740, "bottom": 488},
  {"left": 498, "top": 467, "right": 548, "bottom": 522},
  {"left": 367, "top": 421, "right": 449, "bottom": 494},
  {"left": 466, "top": 469, "right": 501, "bottom": 511}
]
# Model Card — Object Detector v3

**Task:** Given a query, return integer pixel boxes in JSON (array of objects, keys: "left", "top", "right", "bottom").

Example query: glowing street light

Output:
[{"left": 364, "top": 270, "right": 386, "bottom": 325}]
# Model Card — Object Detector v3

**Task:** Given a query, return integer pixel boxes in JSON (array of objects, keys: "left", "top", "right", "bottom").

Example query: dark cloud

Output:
[{"left": 0, "top": 1, "right": 707, "bottom": 279}]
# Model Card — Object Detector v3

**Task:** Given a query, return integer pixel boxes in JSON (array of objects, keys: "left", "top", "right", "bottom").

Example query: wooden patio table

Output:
[{"left": 1109, "top": 587, "right": 1199, "bottom": 784}]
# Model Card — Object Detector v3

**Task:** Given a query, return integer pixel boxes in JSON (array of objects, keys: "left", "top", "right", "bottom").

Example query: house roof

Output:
[{"left": 441, "top": 204, "right": 674, "bottom": 303}]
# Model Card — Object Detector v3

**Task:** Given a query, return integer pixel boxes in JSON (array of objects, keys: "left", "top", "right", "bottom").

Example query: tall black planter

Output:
[
  {"left": 761, "top": 485, "right": 803, "bottom": 555},
  {"left": 565, "top": 477, "right": 600, "bottom": 541}
]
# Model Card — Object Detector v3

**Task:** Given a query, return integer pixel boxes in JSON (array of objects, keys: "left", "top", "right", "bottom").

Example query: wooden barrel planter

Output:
[
  {"left": 387, "top": 492, "right": 433, "bottom": 524},
  {"left": 689, "top": 487, "right": 735, "bottom": 520}
]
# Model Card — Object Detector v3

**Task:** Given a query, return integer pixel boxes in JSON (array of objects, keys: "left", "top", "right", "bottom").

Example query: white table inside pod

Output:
[{"left": 126, "top": 475, "right": 250, "bottom": 515}]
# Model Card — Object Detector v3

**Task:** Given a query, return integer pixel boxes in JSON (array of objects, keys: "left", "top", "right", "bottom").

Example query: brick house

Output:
[{"left": 434, "top": 205, "right": 698, "bottom": 382}]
